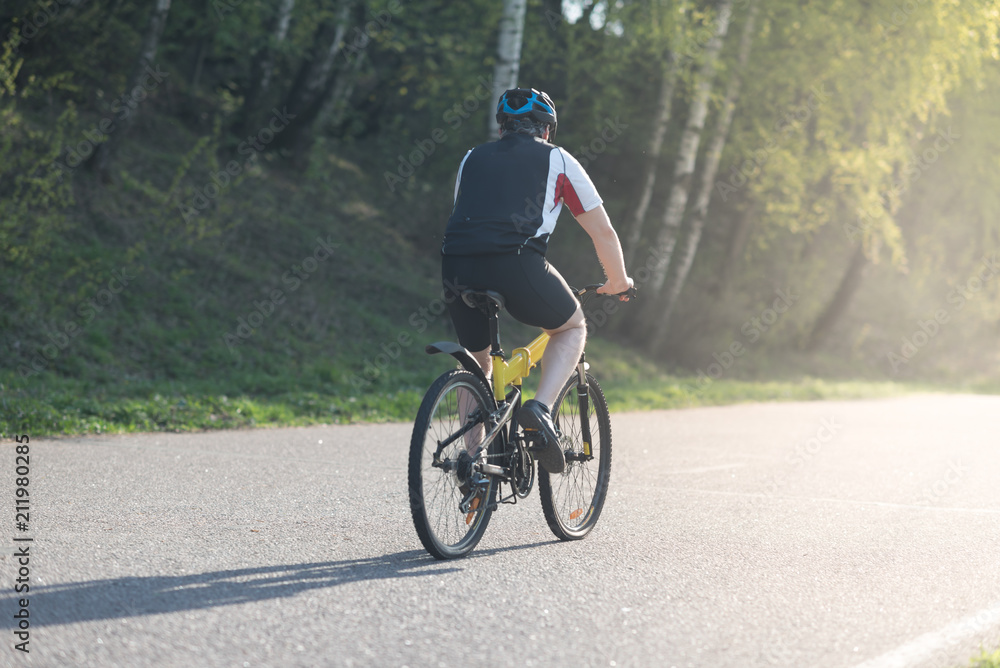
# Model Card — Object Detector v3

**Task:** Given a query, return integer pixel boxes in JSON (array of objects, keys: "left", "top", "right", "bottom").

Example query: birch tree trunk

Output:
[
  {"left": 643, "top": 0, "right": 733, "bottom": 301},
  {"left": 89, "top": 0, "right": 172, "bottom": 180},
  {"left": 649, "top": 0, "right": 758, "bottom": 346},
  {"left": 274, "top": 1, "right": 351, "bottom": 160},
  {"left": 488, "top": 0, "right": 528, "bottom": 140},
  {"left": 261, "top": 0, "right": 296, "bottom": 94},
  {"left": 234, "top": 0, "right": 296, "bottom": 138},
  {"left": 314, "top": 45, "right": 366, "bottom": 132},
  {"left": 622, "top": 55, "right": 680, "bottom": 268}
]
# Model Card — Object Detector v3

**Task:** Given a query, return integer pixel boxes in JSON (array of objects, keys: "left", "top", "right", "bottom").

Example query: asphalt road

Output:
[{"left": 2, "top": 394, "right": 999, "bottom": 668}]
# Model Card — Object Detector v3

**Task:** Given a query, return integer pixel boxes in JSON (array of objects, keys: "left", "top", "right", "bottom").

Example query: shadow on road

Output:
[
  {"left": 0, "top": 550, "right": 451, "bottom": 627},
  {"left": 0, "top": 541, "right": 554, "bottom": 627}
]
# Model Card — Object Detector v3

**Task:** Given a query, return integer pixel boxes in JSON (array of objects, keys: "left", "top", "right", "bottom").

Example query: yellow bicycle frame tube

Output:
[{"left": 491, "top": 331, "right": 549, "bottom": 400}]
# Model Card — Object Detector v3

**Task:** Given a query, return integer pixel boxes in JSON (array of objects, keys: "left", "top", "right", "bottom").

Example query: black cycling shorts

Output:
[{"left": 441, "top": 250, "right": 578, "bottom": 352}]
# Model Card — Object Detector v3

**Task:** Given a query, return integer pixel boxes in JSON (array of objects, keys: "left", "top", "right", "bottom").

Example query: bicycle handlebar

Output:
[{"left": 572, "top": 284, "right": 638, "bottom": 301}]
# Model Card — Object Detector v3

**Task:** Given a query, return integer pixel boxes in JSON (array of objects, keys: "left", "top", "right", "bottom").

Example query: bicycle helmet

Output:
[{"left": 496, "top": 87, "right": 558, "bottom": 139}]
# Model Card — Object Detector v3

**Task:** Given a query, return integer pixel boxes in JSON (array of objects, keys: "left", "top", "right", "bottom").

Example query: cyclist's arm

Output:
[{"left": 574, "top": 204, "right": 632, "bottom": 295}]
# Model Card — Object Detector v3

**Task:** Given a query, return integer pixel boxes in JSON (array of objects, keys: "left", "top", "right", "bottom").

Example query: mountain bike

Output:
[{"left": 408, "top": 284, "right": 633, "bottom": 560}]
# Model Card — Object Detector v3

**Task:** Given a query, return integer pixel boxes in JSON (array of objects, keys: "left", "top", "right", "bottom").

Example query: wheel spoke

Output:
[
  {"left": 409, "top": 371, "right": 497, "bottom": 559},
  {"left": 539, "top": 374, "right": 612, "bottom": 540}
]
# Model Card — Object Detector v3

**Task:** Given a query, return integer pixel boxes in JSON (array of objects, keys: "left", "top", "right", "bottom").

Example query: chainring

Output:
[{"left": 512, "top": 435, "right": 535, "bottom": 498}]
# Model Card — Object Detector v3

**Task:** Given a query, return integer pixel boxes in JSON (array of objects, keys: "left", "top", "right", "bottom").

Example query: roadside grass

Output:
[
  {"left": 967, "top": 649, "right": 1000, "bottom": 667},
  {"left": 0, "top": 375, "right": 907, "bottom": 438},
  {"left": 6, "top": 327, "right": 999, "bottom": 439},
  {"left": 0, "top": 338, "right": 931, "bottom": 438}
]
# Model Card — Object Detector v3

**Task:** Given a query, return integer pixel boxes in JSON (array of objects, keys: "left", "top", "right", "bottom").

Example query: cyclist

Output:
[{"left": 441, "top": 87, "right": 633, "bottom": 475}]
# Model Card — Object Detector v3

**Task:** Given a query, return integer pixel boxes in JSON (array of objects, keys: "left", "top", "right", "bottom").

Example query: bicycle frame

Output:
[
  {"left": 490, "top": 331, "right": 549, "bottom": 400},
  {"left": 427, "top": 285, "right": 623, "bottom": 465}
]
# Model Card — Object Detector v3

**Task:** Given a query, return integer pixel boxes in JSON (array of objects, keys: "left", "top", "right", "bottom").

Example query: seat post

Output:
[{"left": 488, "top": 302, "right": 504, "bottom": 359}]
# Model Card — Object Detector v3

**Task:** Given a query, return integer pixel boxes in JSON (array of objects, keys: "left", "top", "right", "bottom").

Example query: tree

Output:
[
  {"left": 804, "top": 245, "right": 868, "bottom": 351},
  {"left": 793, "top": 0, "right": 1000, "bottom": 349},
  {"left": 273, "top": 0, "right": 353, "bottom": 165},
  {"left": 233, "top": 0, "right": 297, "bottom": 139},
  {"left": 640, "top": 0, "right": 733, "bottom": 350},
  {"left": 488, "top": 0, "right": 528, "bottom": 139},
  {"left": 649, "top": 0, "right": 759, "bottom": 345},
  {"left": 642, "top": 0, "right": 733, "bottom": 289},
  {"left": 622, "top": 0, "right": 689, "bottom": 268},
  {"left": 713, "top": 202, "right": 755, "bottom": 296},
  {"left": 622, "top": 54, "right": 681, "bottom": 268},
  {"left": 88, "top": 0, "right": 173, "bottom": 181}
]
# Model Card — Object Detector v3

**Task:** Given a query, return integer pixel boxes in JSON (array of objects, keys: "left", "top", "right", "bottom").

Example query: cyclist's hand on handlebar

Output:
[{"left": 597, "top": 277, "right": 635, "bottom": 301}]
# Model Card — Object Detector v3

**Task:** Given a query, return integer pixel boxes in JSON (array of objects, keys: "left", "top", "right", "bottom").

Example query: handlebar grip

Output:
[{"left": 571, "top": 284, "right": 637, "bottom": 300}]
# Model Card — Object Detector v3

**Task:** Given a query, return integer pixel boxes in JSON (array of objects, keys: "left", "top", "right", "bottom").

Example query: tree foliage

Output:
[{"left": 1, "top": 0, "right": 999, "bottom": 385}]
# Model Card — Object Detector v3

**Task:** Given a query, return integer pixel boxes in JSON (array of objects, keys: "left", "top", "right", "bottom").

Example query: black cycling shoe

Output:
[{"left": 519, "top": 399, "right": 565, "bottom": 474}]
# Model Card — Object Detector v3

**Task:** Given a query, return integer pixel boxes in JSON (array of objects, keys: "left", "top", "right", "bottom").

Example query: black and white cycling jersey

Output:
[{"left": 441, "top": 133, "right": 603, "bottom": 256}]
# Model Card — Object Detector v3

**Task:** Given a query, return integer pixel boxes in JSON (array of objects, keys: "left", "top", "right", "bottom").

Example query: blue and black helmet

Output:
[{"left": 496, "top": 88, "right": 557, "bottom": 138}]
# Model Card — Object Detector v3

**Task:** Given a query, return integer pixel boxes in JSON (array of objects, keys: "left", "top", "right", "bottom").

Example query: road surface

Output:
[{"left": 1, "top": 394, "right": 999, "bottom": 668}]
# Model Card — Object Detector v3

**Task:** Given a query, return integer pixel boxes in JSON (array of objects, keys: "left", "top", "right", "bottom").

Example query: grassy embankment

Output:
[{"left": 2, "top": 100, "right": 997, "bottom": 439}]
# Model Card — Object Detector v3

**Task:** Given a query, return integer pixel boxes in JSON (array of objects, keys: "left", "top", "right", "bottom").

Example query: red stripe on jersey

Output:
[{"left": 555, "top": 173, "right": 586, "bottom": 216}]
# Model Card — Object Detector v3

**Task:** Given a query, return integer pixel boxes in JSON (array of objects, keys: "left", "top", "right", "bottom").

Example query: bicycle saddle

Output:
[{"left": 461, "top": 289, "right": 506, "bottom": 313}]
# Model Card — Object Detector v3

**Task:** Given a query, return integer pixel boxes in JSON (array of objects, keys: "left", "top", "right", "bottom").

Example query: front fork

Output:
[{"left": 575, "top": 352, "right": 593, "bottom": 459}]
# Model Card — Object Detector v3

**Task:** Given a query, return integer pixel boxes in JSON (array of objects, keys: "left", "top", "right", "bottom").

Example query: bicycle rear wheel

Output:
[
  {"left": 409, "top": 369, "right": 498, "bottom": 559},
  {"left": 539, "top": 371, "right": 612, "bottom": 540}
]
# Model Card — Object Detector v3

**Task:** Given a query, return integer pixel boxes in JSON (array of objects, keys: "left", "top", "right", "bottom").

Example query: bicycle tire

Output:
[
  {"left": 539, "top": 372, "right": 612, "bottom": 540},
  {"left": 409, "top": 369, "right": 499, "bottom": 559}
]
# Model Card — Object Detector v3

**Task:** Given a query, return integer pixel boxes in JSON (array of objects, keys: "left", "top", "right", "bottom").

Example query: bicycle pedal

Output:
[{"left": 464, "top": 496, "right": 481, "bottom": 524}]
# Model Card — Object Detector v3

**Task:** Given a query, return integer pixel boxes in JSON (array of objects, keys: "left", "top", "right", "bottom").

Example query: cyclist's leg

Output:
[
  {"left": 502, "top": 251, "right": 583, "bottom": 411},
  {"left": 458, "top": 346, "right": 491, "bottom": 456},
  {"left": 470, "top": 347, "right": 492, "bottom": 379},
  {"left": 443, "top": 255, "right": 493, "bottom": 455},
  {"left": 536, "top": 305, "right": 585, "bottom": 408}
]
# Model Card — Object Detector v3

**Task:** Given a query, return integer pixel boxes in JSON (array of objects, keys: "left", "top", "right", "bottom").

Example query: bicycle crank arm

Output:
[{"left": 477, "top": 462, "right": 506, "bottom": 477}]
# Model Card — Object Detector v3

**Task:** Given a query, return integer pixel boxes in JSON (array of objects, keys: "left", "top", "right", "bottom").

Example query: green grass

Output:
[
  {"left": 6, "top": 320, "right": 998, "bottom": 439},
  {"left": 1, "top": 342, "right": 921, "bottom": 438},
  {"left": 965, "top": 649, "right": 1000, "bottom": 668},
  {"left": 601, "top": 376, "right": 906, "bottom": 412}
]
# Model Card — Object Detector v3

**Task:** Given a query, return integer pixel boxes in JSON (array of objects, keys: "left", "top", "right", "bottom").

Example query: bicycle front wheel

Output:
[
  {"left": 539, "top": 371, "right": 612, "bottom": 540},
  {"left": 408, "top": 369, "right": 498, "bottom": 559}
]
